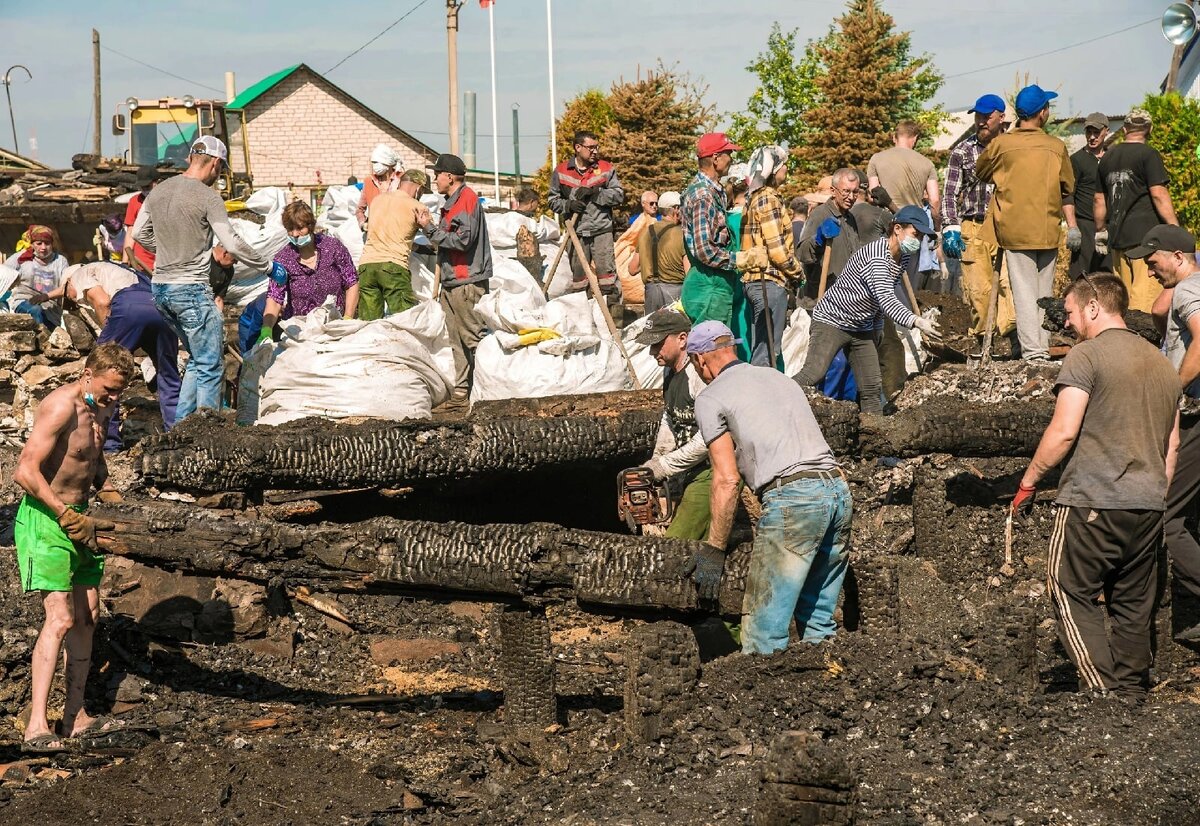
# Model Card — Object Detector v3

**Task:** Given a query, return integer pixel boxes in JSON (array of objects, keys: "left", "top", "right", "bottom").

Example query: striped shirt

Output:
[
  {"left": 942, "top": 135, "right": 991, "bottom": 227},
  {"left": 811, "top": 238, "right": 916, "bottom": 332}
]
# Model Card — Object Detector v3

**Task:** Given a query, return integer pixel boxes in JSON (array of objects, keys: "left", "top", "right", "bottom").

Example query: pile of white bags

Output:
[
  {"left": 226, "top": 187, "right": 291, "bottom": 308},
  {"left": 483, "top": 210, "right": 573, "bottom": 296},
  {"left": 469, "top": 257, "right": 660, "bottom": 402},
  {"left": 238, "top": 300, "right": 455, "bottom": 426}
]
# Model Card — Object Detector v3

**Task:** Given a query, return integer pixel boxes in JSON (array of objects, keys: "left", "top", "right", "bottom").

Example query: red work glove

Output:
[{"left": 1011, "top": 483, "right": 1036, "bottom": 517}]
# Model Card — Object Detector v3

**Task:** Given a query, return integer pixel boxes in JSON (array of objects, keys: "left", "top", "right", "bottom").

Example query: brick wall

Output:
[{"left": 227, "top": 70, "right": 434, "bottom": 204}]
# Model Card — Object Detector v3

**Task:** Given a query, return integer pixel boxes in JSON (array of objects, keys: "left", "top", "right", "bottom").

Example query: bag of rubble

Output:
[
  {"left": 245, "top": 299, "right": 455, "bottom": 426},
  {"left": 315, "top": 184, "right": 364, "bottom": 264},
  {"left": 225, "top": 187, "right": 291, "bottom": 308},
  {"left": 470, "top": 259, "right": 661, "bottom": 401}
]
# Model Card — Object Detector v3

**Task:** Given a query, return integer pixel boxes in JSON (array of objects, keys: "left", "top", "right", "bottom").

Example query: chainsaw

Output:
[{"left": 616, "top": 466, "right": 674, "bottom": 534}]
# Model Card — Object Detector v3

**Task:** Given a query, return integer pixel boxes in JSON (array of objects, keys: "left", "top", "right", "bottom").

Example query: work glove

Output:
[
  {"left": 97, "top": 489, "right": 123, "bottom": 504},
  {"left": 574, "top": 185, "right": 597, "bottom": 202},
  {"left": 568, "top": 197, "right": 587, "bottom": 214},
  {"left": 27, "top": 292, "right": 50, "bottom": 305},
  {"left": 57, "top": 509, "right": 113, "bottom": 553},
  {"left": 941, "top": 226, "right": 965, "bottom": 259},
  {"left": 813, "top": 217, "right": 841, "bottom": 247},
  {"left": 912, "top": 316, "right": 942, "bottom": 343},
  {"left": 267, "top": 261, "right": 288, "bottom": 286},
  {"left": 644, "top": 457, "right": 668, "bottom": 480},
  {"left": 1011, "top": 482, "right": 1036, "bottom": 519},
  {"left": 735, "top": 247, "right": 769, "bottom": 272},
  {"left": 870, "top": 186, "right": 893, "bottom": 210},
  {"left": 1065, "top": 227, "right": 1083, "bottom": 252},
  {"left": 256, "top": 326, "right": 274, "bottom": 346},
  {"left": 1094, "top": 229, "right": 1109, "bottom": 256},
  {"left": 683, "top": 543, "right": 726, "bottom": 602}
]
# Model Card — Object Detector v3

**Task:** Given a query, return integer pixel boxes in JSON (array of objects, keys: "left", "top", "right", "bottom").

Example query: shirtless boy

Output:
[{"left": 12, "top": 343, "right": 133, "bottom": 753}]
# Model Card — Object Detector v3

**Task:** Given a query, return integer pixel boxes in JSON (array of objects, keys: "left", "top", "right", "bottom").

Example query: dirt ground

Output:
[{"left": 2, "top": 297, "right": 1200, "bottom": 824}]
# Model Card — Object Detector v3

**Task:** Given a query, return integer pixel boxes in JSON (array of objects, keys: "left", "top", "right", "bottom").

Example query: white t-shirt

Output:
[{"left": 66, "top": 262, "right": 139, "bottom": 301}]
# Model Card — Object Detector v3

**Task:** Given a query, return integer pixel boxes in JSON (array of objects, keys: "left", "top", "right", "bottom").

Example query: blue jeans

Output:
[
  {"left": 14, "top": 301, "right": 48, "bottom": 329},
  {"left": 741, "top": 476, "right": 852, "bottom": 654},
  {"left": 742, "top": 279, "right": 788, "bottom": 369},
  {"left": 151, "top": 283, "right": 224, "bottom": 420}
]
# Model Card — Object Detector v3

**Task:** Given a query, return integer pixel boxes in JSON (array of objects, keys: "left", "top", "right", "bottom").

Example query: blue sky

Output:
[{"left": 0, "top": 0, "right": 1173, "bottom": 172}]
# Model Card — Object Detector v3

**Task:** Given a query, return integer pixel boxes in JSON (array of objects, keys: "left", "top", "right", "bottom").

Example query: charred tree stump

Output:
[
  {"left": 754, "top": 731, "right": 857, "bottom": 826},
  {"left": 496, "top": 606, "right": 557, "bottom": 730},
  {"left": 623, "top": 621, "right": 700, "bottom": 742},
  {"left": 842, "top": 557, "right": 900, "bottom": 635}
]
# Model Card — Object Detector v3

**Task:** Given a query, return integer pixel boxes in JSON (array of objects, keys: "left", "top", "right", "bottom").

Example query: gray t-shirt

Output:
[
  {"left": 694, "top": 361, "right": 835, "bottom": 492},
  {"left": 1165, "top": 272, "right": 1200, "bottom": 398},
  {"left": 133, "top": 175, "right": 267, "bottom": 286},
  {"left": 1055, "top": 328, "right": 1181, "bottom": 512}
]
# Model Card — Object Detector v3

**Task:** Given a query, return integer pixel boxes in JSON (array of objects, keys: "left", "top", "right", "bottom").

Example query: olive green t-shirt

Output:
[{"left": 1054, "top": 328, "right": 1180, "bottom": 512}]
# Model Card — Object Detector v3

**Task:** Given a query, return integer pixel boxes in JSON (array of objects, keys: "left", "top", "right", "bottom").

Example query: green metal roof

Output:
[{"left": 227, "top": 64, "right": 303, "bottom": 110}]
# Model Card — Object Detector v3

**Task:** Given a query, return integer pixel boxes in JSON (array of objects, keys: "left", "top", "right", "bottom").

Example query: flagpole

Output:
[
  {"left": 488, "top": 0, "right": 501, "bottom": 202},
  {"left": 546, "top": 0, "right": 557, "bottom": 173}
]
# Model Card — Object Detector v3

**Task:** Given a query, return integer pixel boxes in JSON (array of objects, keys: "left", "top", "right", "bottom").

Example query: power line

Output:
[
  {"left": 326, "top": 0, "right": 434, "bottom": 75},
  {"left": 100, "top": 44, "right": 225, "bottom": 94},
  {"left": 946, "top": 17, "right": 1158, "bottom": 79}
]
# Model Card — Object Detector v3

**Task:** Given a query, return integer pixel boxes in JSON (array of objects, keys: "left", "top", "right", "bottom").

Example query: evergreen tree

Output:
[
  {"left": 603, "top": 69, "right": 712, "bottom": 221},
  {"left": 799, "top": 0, "right": 944, "bottom": 179}
]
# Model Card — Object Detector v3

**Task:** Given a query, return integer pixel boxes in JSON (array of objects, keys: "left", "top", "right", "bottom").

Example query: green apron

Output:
[{"left": 681, "top": 207, "right": 752, "bottom": 362}]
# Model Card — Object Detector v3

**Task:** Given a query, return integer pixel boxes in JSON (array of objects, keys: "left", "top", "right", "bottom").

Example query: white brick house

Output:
[{"left": 226, "top": 64, "right": 438, "bottom": 204}]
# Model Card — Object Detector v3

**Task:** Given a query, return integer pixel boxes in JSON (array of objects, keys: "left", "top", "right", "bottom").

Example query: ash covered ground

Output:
[{"left": 1, "top": 443, "right": 1198, "bottom": 825}]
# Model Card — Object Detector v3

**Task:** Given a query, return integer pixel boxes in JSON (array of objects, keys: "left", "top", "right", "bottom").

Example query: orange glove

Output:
[{"left": 1011, "top": 483, "right": 1036, "bottom": 517}]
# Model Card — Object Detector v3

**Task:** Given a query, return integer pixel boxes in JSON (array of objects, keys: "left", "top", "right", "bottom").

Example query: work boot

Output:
[{"left": 1005, "top": 330, "right": 1022, "bottom": 360}]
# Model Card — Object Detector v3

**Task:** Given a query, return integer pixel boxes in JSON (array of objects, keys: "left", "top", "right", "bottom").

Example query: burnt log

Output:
[
  {"left": 91, "top": 502, "right": 750, "bottom": 618},
  {"left": 858, "top": 398, "right": 1054, "bottom": 458},
  {"left": 139, "top": 392, "right": 859, "bottom": 493},
  {"left": 497, "top": 606, "right": 557, "bottom": 729}
]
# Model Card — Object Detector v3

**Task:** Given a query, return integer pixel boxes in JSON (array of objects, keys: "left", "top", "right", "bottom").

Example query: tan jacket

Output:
[{"left": 976, "top": 126, "right": 1074, "bottom": 251}]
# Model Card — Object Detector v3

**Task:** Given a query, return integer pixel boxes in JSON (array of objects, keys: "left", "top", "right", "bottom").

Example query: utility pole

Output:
[
  {"left": 446, "top": 0, "right": 462, "bottom": 156},
  {"left": 92, "top": 29, "right": 102, "bottom": 156},
  {"left": 512, "top": 104, "right": 522, "bottom": 185}
]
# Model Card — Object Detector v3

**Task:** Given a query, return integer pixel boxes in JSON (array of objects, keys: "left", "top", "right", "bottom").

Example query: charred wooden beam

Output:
[
  {"left": 858, "top": 398, "right": 1054, "bottom": 459},
  {"left": 1039, "top": 297, "right": 1161, "bottom": 346},
  {"left": 92, "top": 502, "right": 751, "bottom": 618}
]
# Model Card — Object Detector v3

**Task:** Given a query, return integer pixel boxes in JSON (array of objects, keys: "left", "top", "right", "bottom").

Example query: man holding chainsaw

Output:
[
  {"left": 631, "top": 309, "right": 712, "bottom": 541},
  {"left": 1015, "top": 273, "right": 1180, "bottom": 698},
  {"left": 547, "top": 131, "right": 624, "bottom": 295},
  {"left": 684, "top": 320, "right": 850, "bottom": 654}
]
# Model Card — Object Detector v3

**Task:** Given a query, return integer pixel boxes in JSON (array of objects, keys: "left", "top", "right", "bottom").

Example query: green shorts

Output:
[{"left": 14, "top": 495, "right": 103, "bottom": 592}]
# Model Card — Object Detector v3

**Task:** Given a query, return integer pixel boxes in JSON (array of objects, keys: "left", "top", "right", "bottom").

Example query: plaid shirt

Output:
[
  {"left": 682, "top": 172, "right": 734, "bottom": 272},
  {"left": 741, "top": 187, "right": 804, "bottom": 287},
  {"left": 943, "top": 135, "right": 991, "bottom": 226}
]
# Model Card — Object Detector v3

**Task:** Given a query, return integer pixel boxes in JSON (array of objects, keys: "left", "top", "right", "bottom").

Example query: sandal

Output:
[{"left": 21, "top": 733, "right": 71, "bottom": 754}]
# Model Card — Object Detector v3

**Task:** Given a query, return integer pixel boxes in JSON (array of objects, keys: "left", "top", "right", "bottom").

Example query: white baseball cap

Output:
[
  {"left": 658, "top": 191, "right": 681, "bottom": 209},
  {"left": 190, "top": 135, "right": 228, "bottom": 165}
]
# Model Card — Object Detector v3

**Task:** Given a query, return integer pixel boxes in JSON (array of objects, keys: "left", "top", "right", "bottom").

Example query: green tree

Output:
[
  {"left": 727, "top": 23, "right": 827, "bottom": 152},
  {"left": 603, "top": 69, "right": 713, "bottom": 222},
  {"left": 798, "top": 0, "right": 945, "bottom": 182},
  {"left": 1142, "top": 92, "right": 1200, "bottom": 233}
]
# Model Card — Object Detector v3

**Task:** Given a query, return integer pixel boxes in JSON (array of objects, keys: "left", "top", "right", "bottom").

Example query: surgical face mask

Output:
[
  {"left": 372, "top": 162, "right": 390, "bottom": 177},
  {"left": 83, "top": 392, "right": 97, "bottom": 408},
  {"left": 289, "top": 233, "right": 313, "bottom": 248},
  {"left": 899, "top": 235, "right": 922, "bottom": 255}
]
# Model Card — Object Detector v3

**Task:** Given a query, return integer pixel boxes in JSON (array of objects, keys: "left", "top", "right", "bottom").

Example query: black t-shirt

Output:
[
  {"left": 1098, "top": 142, "right": 1170, "bottom": 251},
  {"left": 1069, "top": 148, "right": 1101, "bottom": 222}
]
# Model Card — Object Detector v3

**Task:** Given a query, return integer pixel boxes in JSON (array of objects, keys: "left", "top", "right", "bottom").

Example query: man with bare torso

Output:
[{"left": 12, "top": 343, "right": 134, "bottom": 753}]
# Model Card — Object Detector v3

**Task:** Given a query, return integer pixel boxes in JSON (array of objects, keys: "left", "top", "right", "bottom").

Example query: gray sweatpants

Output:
[{"left": 1005, "top": 248, "right": 1056, "bottom": 361}]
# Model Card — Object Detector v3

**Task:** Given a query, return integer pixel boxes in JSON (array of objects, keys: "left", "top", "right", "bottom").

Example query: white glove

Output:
[
  {"left": 913, "top": 316, "right": 942, "bottom": 342},
  {"left": 1094, "top": 229, "right": 1109, "bottom": 256},
  {"left": 645, "top": 457, "right": 668, "bottom": 480}
]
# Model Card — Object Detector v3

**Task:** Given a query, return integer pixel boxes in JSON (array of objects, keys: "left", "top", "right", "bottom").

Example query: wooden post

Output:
[
  {"left": 817, "top": 245, "right": 833, "bottom": 299},
  {"left": 978, "top": 247, "right": 1004, "bottom": 368},
  {"left": 92, "top": 29, "right": 102, "bottom": 156},
  {"left": 542, "top": 213, "right": 577, "bottom": 297},
  {"left": 565, "top": 223, "right": 642, "bottom": 390},
  {"left": 446, "top": 0, "right": 461, "bottom": 156}
]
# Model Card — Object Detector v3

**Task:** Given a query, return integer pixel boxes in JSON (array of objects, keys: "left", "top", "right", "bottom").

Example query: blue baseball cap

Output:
[
  {"left": 893, "top": 205, "right": 935, "bottom": 236},
  {"left": 1014, "top": 84, "right": 1058, "bottom": 119},
  {"left": 968, "top": 94, "right": 1006, "bottom": 116},
  {"left": 686, "top": 320, "right": 742, "bottom": 355}
]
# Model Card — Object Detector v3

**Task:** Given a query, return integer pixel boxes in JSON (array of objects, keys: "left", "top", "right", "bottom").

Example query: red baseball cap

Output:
[{"left": 696, "top": 132, "right": 742, "bottom": 159}]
